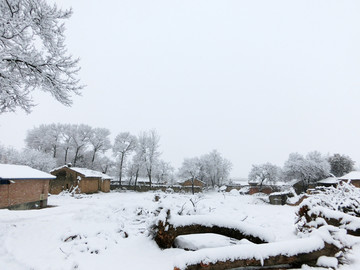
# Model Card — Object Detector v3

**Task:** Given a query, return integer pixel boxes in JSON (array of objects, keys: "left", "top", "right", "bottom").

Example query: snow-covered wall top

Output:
[{"left": 0, "top": 163, "right": 56, "bottom": 180}]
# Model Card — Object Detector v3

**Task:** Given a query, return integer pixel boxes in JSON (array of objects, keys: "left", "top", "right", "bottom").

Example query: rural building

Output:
[
  {"left": 179, "top": 179, "right": 205, "bottom": 188},
  {"left": 338, "top": 171, "right": 360, "bottom": 188},
  {"left": 50, "top": 165, "right": 112, "bottom": 194},
  {"left": 316, "top": 177, "right": 338, "bottom": 188},
  {"left": 0, "top": 164, "right": 55, "bottom": 210}
]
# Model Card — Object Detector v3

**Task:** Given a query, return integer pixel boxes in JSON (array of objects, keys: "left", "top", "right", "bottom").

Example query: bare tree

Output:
[
  {"left": 0, "top": 0, "right": 83, "bottom": 113},
  {"left": 113, "top": 132, "right": 137, "bottom": 186}
]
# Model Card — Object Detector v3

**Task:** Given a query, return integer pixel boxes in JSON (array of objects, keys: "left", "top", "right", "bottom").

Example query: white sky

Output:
[{"left": 1, "top": 0, "right": 360, "bottom": 177}]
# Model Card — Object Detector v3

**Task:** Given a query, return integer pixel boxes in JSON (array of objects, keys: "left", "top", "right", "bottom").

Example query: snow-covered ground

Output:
[{"left": 0, "top": 191, "right": 359, "bottom": 270}]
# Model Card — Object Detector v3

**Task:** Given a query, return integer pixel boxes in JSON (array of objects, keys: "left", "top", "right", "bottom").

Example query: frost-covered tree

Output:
[
  {"left": 178, "top": 157, "right": 203, "bottom": 194},
  {"left": 328, "top": 153, "right": 355, "bottom": 177},
  {"left": 153, "top": 160, "right": 174, "bottom": 184},
  {"left": 69, "top": 124, "right": 92, "bottom": 166},
  {"left": 25, "top": 123, "right": 62, "bottom": 158},
  {"left": 248, "top": 162, "right": 281, "bottom": 188},
  {"left": 0, "top": 0, "right": 83, "bottom": 113},
  {"left": 305, "top": 151, "right": 331, "bottom": 181},
  {"left": 17, "top": 148, "right": 56, "bottom": 171},
  {"left": 283, "top": 151, "right": 330, "bottom": 191},
  {"left": 59, "top": 123, "right": 73, "bottom": 164},
  {"left": 113, "top": 132, "right": 137, "bottom": 185},
  {"left": 88, "top": 128, "right": 111, "bottom": 167},
  {"left": 201, "top": 150, "right": 232, "bottom": 187},
  {"left": 25, "top": 123, "right": 114, "bottom": 169},
  {"left": 129, "top": 147, "right": 147, "bottom": 190},
  {"left": 0, "top": 144, "right": 56, "bottom": 172},
  {"left": 137, "top": 130, "right": 161, "bottom": 187}
]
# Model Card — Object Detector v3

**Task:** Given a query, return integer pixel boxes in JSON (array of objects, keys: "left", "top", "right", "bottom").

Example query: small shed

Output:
[
  {"left": 0, "top": 164, "right": 55, "bottom": 210},
  {"left": 338, "top": 171, "right": 360, "bottom": 188},
  {"left": 50, "top": 165, "right": 112, "bottom": 194}
]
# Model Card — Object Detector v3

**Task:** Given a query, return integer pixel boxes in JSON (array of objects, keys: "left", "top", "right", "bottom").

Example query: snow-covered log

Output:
[
  {"left": 173, "top": 237, "right": 339, "bottom": 270},
  {"left": 152, "top": 209, "right": 275, "bottom": 249},
  {"left": 296, "top": 204, "right": 360, "bottom": 236}
]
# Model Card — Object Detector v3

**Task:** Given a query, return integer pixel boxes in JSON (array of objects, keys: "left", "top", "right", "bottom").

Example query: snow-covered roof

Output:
[
  {"left": 317, "top": 177, "right": 338, "bottom": 185},
  {"left": 338, "top": 171, "right": 360, "bottom": 181},
  {"left": 51, "top": 165, "right": 112, "bottom": 180},
  {"left": 0, "top": 164, "right": 56, "bottom": 180}
]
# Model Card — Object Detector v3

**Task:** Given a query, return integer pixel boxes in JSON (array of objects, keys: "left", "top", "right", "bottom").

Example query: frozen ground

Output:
[{"left": 0, "top": 191, "right": 359, "bottom": 270}]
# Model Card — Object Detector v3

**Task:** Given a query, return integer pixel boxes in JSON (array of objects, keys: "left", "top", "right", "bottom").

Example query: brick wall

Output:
[
  {"left": 0, "top": 179, "right": 49, "bottom": 209},
  {"left": 79, "top": 177, "right": 99, "bottom": 193}
]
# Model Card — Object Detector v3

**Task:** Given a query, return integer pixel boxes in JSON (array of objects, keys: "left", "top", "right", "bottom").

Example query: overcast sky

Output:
[{"left": 1, "top": 0, "right": 360, "bottom": 177}]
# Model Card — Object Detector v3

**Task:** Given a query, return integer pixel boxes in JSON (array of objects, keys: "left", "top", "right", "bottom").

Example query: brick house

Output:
[
  {"left": 50, "top": 165, "right": 112, "bottom": 194},
  {"left": 0, "top": 164, "right": 55, "bottom": 210},
  {"left": 338, "top": 171, "right": 360, "bottom": 188}
]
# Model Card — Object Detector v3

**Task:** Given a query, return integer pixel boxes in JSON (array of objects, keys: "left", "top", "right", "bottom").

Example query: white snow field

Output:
[{"left": 0, "top": 191, "right": 360, "bottom": 270}]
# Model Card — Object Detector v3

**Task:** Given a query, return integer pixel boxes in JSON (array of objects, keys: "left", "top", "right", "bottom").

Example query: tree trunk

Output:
[
  {"left": 134, "top": 168, "right": 139, "bottom": 191},
  {"left": 73, "top": 147, "right": 80, "bottom": 166},
  {"left": 118, "top": 153, "right": 125, "bottom": 187},
  {"left": 191, "top": 177, "right": 195, "bottom": 195},
  {"left": 91, "top": 149, "right": 97, "bottom": 167},
  {"left": 147, "top": 168, "right": 152, "bottom": 187},
  {"left": 64, "top": 147, "right": 69, "bottom": 164}
]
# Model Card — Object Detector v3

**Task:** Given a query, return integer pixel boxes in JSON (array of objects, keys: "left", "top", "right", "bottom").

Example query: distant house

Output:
[
  {"left": 0, "top": 164, "right": 55, "bottom": 210},
  {"left": 179, "top": 179, "right": 205, "bottom": 188},
  {"left": 338, "top": 171, "right": 360, "bottom": 188},
  {"left": 316, "top": 177, "right": 338, "bottom": 188},
  {"left": 50, "top": 165, "right": 112, "bottom": 194}
]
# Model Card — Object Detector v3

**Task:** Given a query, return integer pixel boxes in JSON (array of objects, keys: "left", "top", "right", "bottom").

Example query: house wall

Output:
[
  {"left": 0, "top": 179, "right": 49, "bottom": 209},
  {"left": 50, "top": 167, "right": 101, "bottom": 194},
  {"left": 99, "top": 179, "right": 110, "bottom": 192},
  {"left": 350, "top": 180, "right": 360, "bottom": 188},
  {"left": 79, "top": 177, "right": 99, "bottom": 194},
  {"left": 248, "top": 186, "right": 274, "bottom": 195},
  {"left": 49, "top": 169, "right": 76, "bottom": 194}
]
